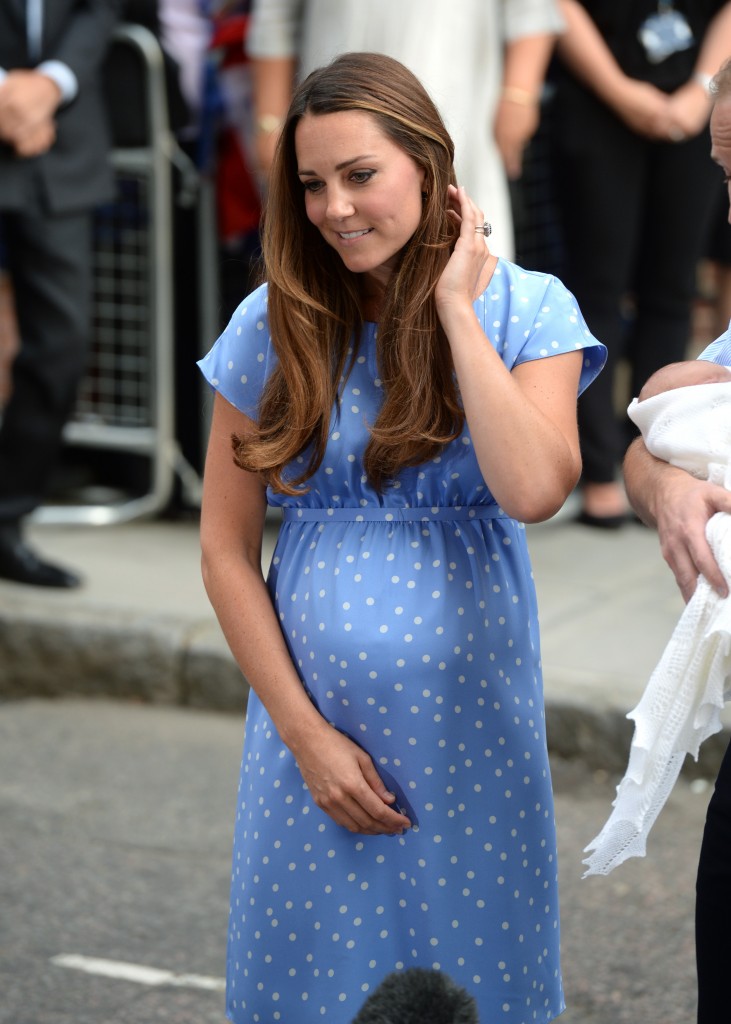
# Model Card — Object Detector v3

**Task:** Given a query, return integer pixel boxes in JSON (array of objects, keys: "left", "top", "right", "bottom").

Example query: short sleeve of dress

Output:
[
  {"left": 481, "top": 260, "right": 606, "bottom": 395},
  {"left": 196, "top": 283, "right": 275, "bottom": 421},
  {"left": 502, "top": 0, "right": 565, "bottom": 42},
  {"left": 246, "top": 0, "right": 301, "bottom": 60}
]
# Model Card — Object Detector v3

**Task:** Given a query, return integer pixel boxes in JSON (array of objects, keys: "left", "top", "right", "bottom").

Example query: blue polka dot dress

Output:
[{"left": 198, "top": 259, "right": 605, "bottom": 1024}]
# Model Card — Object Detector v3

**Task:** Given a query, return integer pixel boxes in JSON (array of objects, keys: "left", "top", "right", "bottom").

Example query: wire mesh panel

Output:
[
  {"left": 34, "top": 24, "right": 181, "bottom": 525},
  {"left": 79, "top": 171, "right": 153, "bottom": 431}
]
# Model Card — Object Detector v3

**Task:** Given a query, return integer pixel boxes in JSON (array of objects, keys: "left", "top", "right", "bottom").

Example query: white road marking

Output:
[{"left": 50, "top": 954, "right": 225, "bottom": 992}]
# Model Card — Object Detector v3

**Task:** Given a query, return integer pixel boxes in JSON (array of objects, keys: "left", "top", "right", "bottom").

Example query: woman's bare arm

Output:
[{"left": 200, "top": 394, "right": 411, "bottom": 834}]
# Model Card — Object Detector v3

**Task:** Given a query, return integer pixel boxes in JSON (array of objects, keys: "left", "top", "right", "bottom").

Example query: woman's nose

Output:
[{"left": 326, "top": 186, "right": 355, "bottom": 220}]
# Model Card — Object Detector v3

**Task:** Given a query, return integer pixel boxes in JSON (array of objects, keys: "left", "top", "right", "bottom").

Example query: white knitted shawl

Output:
[{"left": 583, "top": 382, "right": 731, "bottom": 877}]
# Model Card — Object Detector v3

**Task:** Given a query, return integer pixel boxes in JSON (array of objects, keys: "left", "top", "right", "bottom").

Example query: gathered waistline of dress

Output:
[{"left": 280, "top": 505, "right": 507, "bottom": 523}]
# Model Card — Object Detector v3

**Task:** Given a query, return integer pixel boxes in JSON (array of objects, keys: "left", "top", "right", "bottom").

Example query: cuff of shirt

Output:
[
  {"left": 0, "top": 68, "right": 6, "bottom": 87},
  {"left": 36, "top": 60, "right": 78, "bottom": 105}
]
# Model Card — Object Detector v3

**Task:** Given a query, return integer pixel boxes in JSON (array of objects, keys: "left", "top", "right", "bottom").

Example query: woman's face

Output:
[{"left": 295, "top": 110, "right": 426, "bottom": 294}]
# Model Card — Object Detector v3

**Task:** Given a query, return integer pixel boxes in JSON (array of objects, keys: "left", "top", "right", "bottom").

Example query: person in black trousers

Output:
[
  {"left": 0, "top": 0, "right": 121, "bottom": 587},
  {"left": 553, "top": 0, "right": 731, "bottom": 527},
  {"left": 625, "top": 59, "right": 731, "bottom": 1023}
]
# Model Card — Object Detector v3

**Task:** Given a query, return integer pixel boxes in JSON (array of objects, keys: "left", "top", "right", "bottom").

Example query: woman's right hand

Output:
[{"left": 291, "top": 724, "right": 412, "bottom": 836}]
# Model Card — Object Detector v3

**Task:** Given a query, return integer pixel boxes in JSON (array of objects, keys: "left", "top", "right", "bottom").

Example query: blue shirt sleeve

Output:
[
  {"left": 197, "top": 283, "right": 276, "bottom": 421},
  {"left": 697, "top": 325, "right": 731, "bottom": 364}
]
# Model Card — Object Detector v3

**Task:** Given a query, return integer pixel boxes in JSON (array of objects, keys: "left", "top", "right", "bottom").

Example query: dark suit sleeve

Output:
[{"left": 44, "top": 1, "right": 124, "bottom": 91}]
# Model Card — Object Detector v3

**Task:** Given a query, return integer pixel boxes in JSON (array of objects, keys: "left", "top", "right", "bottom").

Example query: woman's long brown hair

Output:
[{"left": 233, "top": 51, "right": 462, "bottom": 494}]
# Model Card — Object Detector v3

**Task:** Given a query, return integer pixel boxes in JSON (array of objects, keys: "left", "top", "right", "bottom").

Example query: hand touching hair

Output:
[{"left": 232, "top": 52, "right": 462, "bottom": 494}]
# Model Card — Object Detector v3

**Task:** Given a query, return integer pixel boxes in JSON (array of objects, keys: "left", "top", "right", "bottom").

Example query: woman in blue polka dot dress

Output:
[{"left": 198, "top": 52, "right": 606, "bottom": 1024}]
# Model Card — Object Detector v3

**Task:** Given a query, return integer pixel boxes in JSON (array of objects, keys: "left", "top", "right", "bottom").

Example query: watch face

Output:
[{"left": 638, "top": 9, "right": 694, "bottom": 64}]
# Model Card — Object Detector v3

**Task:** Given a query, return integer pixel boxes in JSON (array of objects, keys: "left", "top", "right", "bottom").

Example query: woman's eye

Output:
[
  {"left": 303, "top": 180, "right": 324, "bottom": 193},
  {"left": 351, "top": 170, "right": 375, "bottom": 184}
]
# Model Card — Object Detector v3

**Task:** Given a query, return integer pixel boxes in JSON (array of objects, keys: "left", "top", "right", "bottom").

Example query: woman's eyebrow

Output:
[{"left": 298, "top": 155, "right": 377, "bottom": 176}]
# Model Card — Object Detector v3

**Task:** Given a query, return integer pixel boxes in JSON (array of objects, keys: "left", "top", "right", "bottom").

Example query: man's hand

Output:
[
  {"left": 625, "top": 437, "right": 731, "bottom": 602},
  {"left": 655, "top": 474, "right": 731, "bottom": 602},
  {"left": 11, "top": 118, "right": 56, "bottom": 157},
  {"left": 0, "top": 70, "right": 61, "bottom": 152}
]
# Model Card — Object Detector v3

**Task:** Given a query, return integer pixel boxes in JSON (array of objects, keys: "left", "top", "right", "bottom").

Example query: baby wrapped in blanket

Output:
[{"left": 584, "top": 359, "right": 731, "bottom": 877}]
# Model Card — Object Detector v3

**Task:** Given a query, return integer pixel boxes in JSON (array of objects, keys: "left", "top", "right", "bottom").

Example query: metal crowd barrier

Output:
[{"left": 34, "top": 22, "right": 213, "bottom": 526}]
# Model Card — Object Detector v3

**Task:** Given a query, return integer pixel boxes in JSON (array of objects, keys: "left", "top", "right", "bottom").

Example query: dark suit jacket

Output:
[{"left": 0, "top": 0, "right": 122, "bottom": 214}]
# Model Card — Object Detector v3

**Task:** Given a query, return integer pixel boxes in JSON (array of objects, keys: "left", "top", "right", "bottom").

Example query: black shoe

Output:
[
  {"left": 575, "top": 510, "right": 629, "bottom": 531},
  {"left": 0, "top": 525, "right": 82, "bottom": 588}
]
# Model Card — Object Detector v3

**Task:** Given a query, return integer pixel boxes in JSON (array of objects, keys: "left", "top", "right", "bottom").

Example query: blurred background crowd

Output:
[{"left": 1, "top": 0, "right": 731, "bottom": 585}]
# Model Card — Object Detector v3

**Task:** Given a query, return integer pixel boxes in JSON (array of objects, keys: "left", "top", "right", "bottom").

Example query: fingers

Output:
[
  {"left": 661, "top": 538, "right": 701, "bottom": 603},
  {"left": 436, "top": 185, "right": 492, "bottom": 315},
  {"left": 11, "top": 119, "right": 56, "bottom": 157},
  {"left": 296, "top": 731, "right": 412, "bottom": 835},
  {"left": 359, "top": 754, "right": 396, "bottom": 805},
  {"left": 447, "top": 183, "right": 479, "bottom": 223},
  {"left": 685, "top": 535, "right": 729, "bottom": 601},
  {"left": 334, "top": 751, "right": 412, "bottom": 834},
  {"left": 0, "top": 71, "right": 61, "bottom": 141},
  {"left": 658, "top": 506, "right": 731, "bottom": 602},
  {"left": 340, "top": 788, "right": 410, "bottom": 836},
  {"left": 446, "top": 184, "right": 491, "bottom": 247},
  {"left": 659, "top": 517, "right": 706, "bottom": 602},
  {"left": 663, "top": 541, "right": 726, "bottom": 604},
  {"left": 445, "top": 183, "right": 462, "bottom": 226},
  {"left": 313, "top": 775, "right": 411, "bottom": 835},
  {"left": 358, "top": 756, "right": 412, "bottom": 829}
]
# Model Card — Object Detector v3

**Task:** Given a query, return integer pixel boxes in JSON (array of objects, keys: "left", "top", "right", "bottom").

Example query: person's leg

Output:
[
  {"left": 696, "top": 739, "right": 731, "bottom": 1023},
  {"left": 0, "top": 208, "right": 92, "bottom": 519},
  {"left": 0, "top": 207, "right": 93, "bottom": 586},
  {"left": 0, "top": 265, "right": 18, "bottom": 407},
  {"left": 629, "top": 133, "right": 720, "bottom": 406},
  {"left": 552, "top": 81, "right": 647, "bottom": 520}
]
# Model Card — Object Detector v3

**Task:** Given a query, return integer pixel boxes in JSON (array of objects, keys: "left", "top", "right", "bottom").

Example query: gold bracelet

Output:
[
  {"left": 256, "top": 113, "right": 284, "bottom": 135},
  {"left": 501, "top": 86, "right": 539, "bottom": 106}
]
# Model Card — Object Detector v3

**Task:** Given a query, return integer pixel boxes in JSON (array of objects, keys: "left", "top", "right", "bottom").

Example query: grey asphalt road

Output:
[{"left": 0, "top": 699, "right": 714, "bottom": 1024}]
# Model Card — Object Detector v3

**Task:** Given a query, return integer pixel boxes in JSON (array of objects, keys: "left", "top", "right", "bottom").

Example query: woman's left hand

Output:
[
  {"left": 435, "top": 185, "right": 492, "bottom": 316},
  {"left": 665, "top": 80, "right": 713, "bottom": 141}
]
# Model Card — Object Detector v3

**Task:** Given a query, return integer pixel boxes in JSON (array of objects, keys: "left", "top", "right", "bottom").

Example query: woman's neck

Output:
[
  {"left": 358, "top": 270, "right": 390, "bottom": 323},
  {"left": 359, "top": 289, "right": 384, "bottom": 323},
  {"left": 360, "top": 296, "right": 381, "bottom": 323}
]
